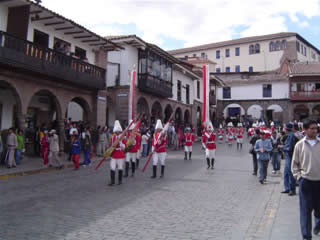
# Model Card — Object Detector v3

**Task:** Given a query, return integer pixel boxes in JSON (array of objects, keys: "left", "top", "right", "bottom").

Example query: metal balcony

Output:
[{"left": 0, "top": 31, "right": 105, "bottom": 89}]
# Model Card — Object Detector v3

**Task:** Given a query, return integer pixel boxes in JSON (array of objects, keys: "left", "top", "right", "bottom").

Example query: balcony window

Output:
[
  {"left": 275, "top": 41, "right": 280, "bottom": 51},
  {"left": 75, "top": 46, "right": 86, "bottom": 60},
  {"left": 216, "top": 68, "right": 221, "bottom": 73},
  {"left": 186, "top": 84, "right": 190, "bottom": 104},
  {"left": 193, "top": 53, "right": 197, "bottom": 57},
  {"left": 201, "top": 52, "right": 206, "bottom": 58},
  {"left": 33, "top": 29, "right": 49, "bottom": 48},
  {"left": 235, "top": 47, "right": 240, "bottom": 56},
  {"left": 304, "top": 47, "right": 307, "bottom": 56},
  {"left": 235, "top": 65, "right": 240, "bottom": 72},
  {"left": 249, "top": 45, "right": 254, "bottom": 55},
  {"left": 226, "top": 49, "right": 230, "bottom": 57},
  {"left": 263, "top": 84, "right": 272, "bottom": 97},
  {"left": 225, "top": 67, "right": 230, "bottom": 72},
  {"left": 249, "top": 66, "right": 253, "bottom": 72},
  {"left": 269, "top": 42, "right": 275, "bottom": 52},
  {"left": 216, "top": 50, "right": 220, "bottom": 59},
  {"left": 223, "top": 87, "right": 231, "bottom": 99},
  {"left": 296, "top": 41, "right": 300, "bottom": 52},
  {"left": 177, "top": 80, "right": 182, "bottom": 101},
  {"left": 138, "top": 50, "right": 147, "bottom": 74},
  {"left": 281, "top": 40, "right": 286, "bottom": 50},
  {"left": 255, "top": 44, "right": 260, "bottom": 53}
]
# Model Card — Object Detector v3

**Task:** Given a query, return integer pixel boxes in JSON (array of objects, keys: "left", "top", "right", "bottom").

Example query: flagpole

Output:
[{"left": 128, "top": 65, "right": 136, "bottom": 122}]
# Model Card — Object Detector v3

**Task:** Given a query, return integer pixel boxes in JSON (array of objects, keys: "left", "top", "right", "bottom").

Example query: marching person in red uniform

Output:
[
  {"left": 151, "top": 119, "right": 168, "bottom": 178},
  {"left": 202, "top": 122, "right": 217, "bottom": 169},
  {"left": 217, "top": 124, "right": 224, "bottom": 144},
  {"left": 184, "top": 127, "right": 195, "bottom": 160},
  {"left": 124, "top": 120, "right": 140, "bottom": 177},
  {"left": 40, "top": 130, "right": 49, "bottom": 166},
  {"left": 236, "top": 123, "right": 244, "bottom": 150},
  {"left": 109, "top": 120, "right": 126, "bottom": 186},
  {"left": 227, "top": 122, "right": 234, "bottom": 147}
]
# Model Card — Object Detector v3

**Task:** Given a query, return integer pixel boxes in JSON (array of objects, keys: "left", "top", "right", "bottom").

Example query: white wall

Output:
[
  {"left": 170, "top": 69, "right": 195, "bottom": 104},
  {"left": 27, "top": 17, "right": 97, "bottom": 64},
  {"left": 217, "top": 81, "right": 289, "bottom": 100},
  {"left": 0, "top": 89, "right": 16, "bottom": 130},
  {"left": 193, "top": 78, "right": 203, "bottom": 103},
  {"left": 0, "top": 4, "right": 8, "bottom": 32},
  {"left": 107, "top": 45, "right": 138, "bottom": 86}
]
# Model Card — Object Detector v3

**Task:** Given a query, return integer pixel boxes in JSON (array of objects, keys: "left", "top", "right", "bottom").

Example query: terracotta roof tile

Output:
[{"left": 289, "top": 62, "right": 320, "bottom": 75}]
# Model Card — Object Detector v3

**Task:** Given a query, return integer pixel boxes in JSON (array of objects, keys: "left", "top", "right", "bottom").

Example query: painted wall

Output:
[
  {"left": 0, "top": 89, "right": 15, "bottom": 130},
  {"left": 0, "top": 4, "right": 8, "bottom": 32},
  {"left": 217, "top": 81, "right": 289, "bottom": 100},
  {"left": 170, "top": 69, "right": 195, "bottom": 105}
]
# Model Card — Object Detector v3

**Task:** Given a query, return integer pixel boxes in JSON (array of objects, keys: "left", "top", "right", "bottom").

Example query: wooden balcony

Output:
[
  {"left": 290, "top": 91, "right": 320, "bottom": 101},
  {"left": 138, "top": 73, "right": 173, "bottom": 98},
  {"left": 0, "top": 31, "right": 105, "bottom": 89}
]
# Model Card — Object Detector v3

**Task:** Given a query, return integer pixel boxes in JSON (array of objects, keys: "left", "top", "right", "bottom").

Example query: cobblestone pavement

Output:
[{"left": 0, "top": 141, "right": 308, "bottom": 240}]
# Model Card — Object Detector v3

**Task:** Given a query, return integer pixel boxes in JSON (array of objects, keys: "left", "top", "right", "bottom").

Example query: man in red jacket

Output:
[
  {"left": 124, "top": 120, "right": 140, "bottom": 177},
  {"left": 202, "top": 122, "right": 217, "bottom": 169},
  {"left": 151, "top": 119, "right": 168, "bottom": 178},
  {"left": 184, "top": 127, "right": 195, "bottom": 160},
  {"left": 236, "top": 123, "right": 244, "bottom": 150},
  {"left": 109, "top": 120, "right": 126, "bottom": 186}
]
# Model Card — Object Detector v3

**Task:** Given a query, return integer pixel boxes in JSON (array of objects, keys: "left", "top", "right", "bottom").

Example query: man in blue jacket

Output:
[
  {"left": 282, "top": 122, "right": 297, "bottom": 196},
  {"left": 254, "top": 131, "right": 272, "bottom": 184}
]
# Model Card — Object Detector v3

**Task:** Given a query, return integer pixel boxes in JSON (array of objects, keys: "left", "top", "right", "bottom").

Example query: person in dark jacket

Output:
[
  {"left": 82, "top": 134, "right": 91, "bottom": 166},
  {"left": 250, "top": 129, "right": 260, "bottom": 176},
  {"left": 270, "top": 131, "right": 281, "bottom": 174}
]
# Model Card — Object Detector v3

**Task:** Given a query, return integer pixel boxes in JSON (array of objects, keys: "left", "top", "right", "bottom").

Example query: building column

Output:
[
  {"left": 57, "top": 118, "right": 65, "bottom": 152},
  {"left": 17, "top": 113, "right": 26, "bottom": 130},
  {"left": 96, "top": 90, "right": 107, "bottom": 127}
]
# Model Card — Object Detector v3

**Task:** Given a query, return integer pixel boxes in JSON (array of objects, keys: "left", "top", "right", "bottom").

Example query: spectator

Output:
[
  {"left": 141, "top": 131, "right": 150, "bottom": 157},
  {"left": 82, "top": 134, "right": 91, "bottom": 166},
  {"left": 292, "top": 119, "right": 320, "bottom": 239},
  {"left": 48, "top": 130, "right": 62, "bottom": 169},
  {"left": 71, "top": 134, "right": 81, "bottom": 170},
  {"left": 6, "top": 128, "right": 17, "bottom": 168},
  {"left": 254, "top": 131, "right": 272, "bottom": 184},
  {"left": 281, "top": 123, "right": 297, "bottom": 196},
  {"left": 41, "top": 130, "right": 49, "bottom": 166},
  {"left": 270, "top": 131, "right": 281, "bottom": 174},
  {"left": 15, "top": 130, "right": 25, "bottom": 165},
  {"left": 250, "top": 129, "right": 260, "bottom": 176},
  {"left": 97, "top": 127, "right": 107, "bottom": 157}
]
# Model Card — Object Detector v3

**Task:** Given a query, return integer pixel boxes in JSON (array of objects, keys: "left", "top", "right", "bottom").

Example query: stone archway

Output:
[
  {"left": 164, "top": 104, "right": 173, "bottom": 123},
  {"left": 0, "top": 80, "right": 23, "bottom": 130},
  {"left": 267, "top": 104, "right": 284, "bottom": 122},
  {"left": 137, "top": 97, "right": 150, "bottom": 126},
  {"left": 151, "top": 101, "right": 163, "bottom": 124},
  {"left": 175, "top": 107, "right": 182, "bottom": 126},
  {"left": 294, "top": 104, "right": 309, "bottom": 121},
  {"left": 66, "top": 96, "right": 92, "bottom": 124},
  {"left": 247, "top": 104, "right": 263, "bottom": 120}
]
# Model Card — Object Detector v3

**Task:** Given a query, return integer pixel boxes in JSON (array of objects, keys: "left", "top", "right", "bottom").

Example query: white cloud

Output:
[{"left": 42, "top": 0, "right": 320, "bottom": 49}]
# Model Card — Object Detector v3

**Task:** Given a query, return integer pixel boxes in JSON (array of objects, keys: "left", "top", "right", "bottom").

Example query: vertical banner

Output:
[
  {"left": 202, "top": 64, "right": 210, "bottom": 124},
  {"left": 128, "top": 65, "right": 136, "bottom": 122}
]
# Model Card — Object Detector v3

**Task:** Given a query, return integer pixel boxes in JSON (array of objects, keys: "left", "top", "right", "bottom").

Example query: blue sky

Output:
[{"left": 43, "top": 0, "right": 320, "bottom": 50}]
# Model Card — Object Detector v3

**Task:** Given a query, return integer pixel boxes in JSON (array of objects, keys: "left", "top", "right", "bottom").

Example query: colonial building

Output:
[
  {"left": 0, "top": 0, "right": 119, "bottom": 151},
  {"left": 169, "top": 32, "right": 320, "bottom": 73},
  {"left": 105, "top": 35, "right": 206, "bottom": 130},
  {"left": 284, "top": 62, "right": 320, "bottom": 121},
  {"left": 214, "top": 72, "right": 290, "bottom": 124}
]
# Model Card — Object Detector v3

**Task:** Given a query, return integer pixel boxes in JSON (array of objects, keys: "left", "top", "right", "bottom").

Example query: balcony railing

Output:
[
  {"left": 138, "top": 73, "right": 172, "bottom": 98},
  {"left": 290, "top": 91, "right": 320, "bottom": 101},
  {"left": 0, "top": 31, "right": 105, "bottom": 89}
]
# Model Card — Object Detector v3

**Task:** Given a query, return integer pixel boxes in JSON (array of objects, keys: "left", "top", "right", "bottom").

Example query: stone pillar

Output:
[
  {"left": 17, "top": 113, "right": 26, "bottom": 130},
  {"left": 57, "top": 119, "right": 65, "bottom": 152},
  {"left": 96, "top": 90, "right": 107, "bottom": 127}
]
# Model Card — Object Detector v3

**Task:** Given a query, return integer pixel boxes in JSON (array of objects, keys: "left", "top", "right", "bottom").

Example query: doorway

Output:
[{"left": 33, "top": 29, "right": 49, "bottom": 48}]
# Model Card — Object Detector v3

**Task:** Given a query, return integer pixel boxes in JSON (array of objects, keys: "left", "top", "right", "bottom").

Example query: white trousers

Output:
[
  {"left": 205, "top": 149, "right": 216, "bottom": 159},
  {"left": 126, "top": 152, "right": 137, "bottom": 163},
  {"left": 184, "top": 146, "right": 192, "bottom": 152},
  {"left": 110, "top": 158, "right": 124, "bottom": 171},
  {"left": 237, "top": 138, "right": 243, "bottom": 144},
  {"left": 49, "top": 151, "right": 62, "bottom": 167},
  {"left": 153, "top": 152, "right": 166, "bottom": 166}
]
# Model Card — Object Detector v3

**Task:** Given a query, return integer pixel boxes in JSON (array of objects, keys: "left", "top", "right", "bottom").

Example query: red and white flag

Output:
[
  {"left": 128, "top": 66, "right": 136, "bottom": 121},
  {"left": 202, "top": 64, "right": 210, "bottom": 124}
]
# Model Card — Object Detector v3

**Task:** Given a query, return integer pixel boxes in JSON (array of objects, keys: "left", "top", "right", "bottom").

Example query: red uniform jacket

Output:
[
  {"left": 184, "top": 133, "right": 195, "bottom": 146},
  {"left": 127, "top": 132, "right": 141, "bottom": 153},
  {"left": 217, "top": 129, "right": 224, "bottom": 136},
  {"left": 152, "top": 132, "right": 167, "bottom": 153},
  {"left": 110, "top": 134, "right": 126, "bottom": 159},
  {"left": 237, "top": 128, "right": 244, "bottom": 139},
  {"left": 41, "top": 136, "right": 49, "bottom": 149},
  {"left": 202, "top": 132, "right": 216, "bottom": 150}
]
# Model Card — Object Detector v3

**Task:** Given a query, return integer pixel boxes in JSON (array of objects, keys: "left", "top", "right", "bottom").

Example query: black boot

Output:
[
  {"left": 160, "top": 165, "right": 165, "bottom": 178},
  {"left": 151, "top": 165, "right": 157, "bottom": 178},
  {"left": 206, "top": 158, "right": 210, "bottom": 169},
  {"left": 211, "top": 158, "right": 215, "bottom": 169},
  {"left": 118, "top": 170, "right": 123, "bottom": 185},
  {"left": 131, "top": 162, "right": 136, "bottom": 177},
  {"left": 136, "top": 159, "right": 139, "bottom": 169},
  {"left": 124, "top": 162, "right": 129, "bottom": 178},
  {"left": 184, "top": 152, "right": 187, "bottom": 160},
  {"left": 240, "top": 144, "right": 242, "bottom": 150},
  {"left": 237, "top": 143, "right": 239, "bottom": 150},
  {"left": 189, "top": 152, "right": 192, "bottom": 160},
  {"left": 108, "top": 170, "right": 115, "bottom": 186}
]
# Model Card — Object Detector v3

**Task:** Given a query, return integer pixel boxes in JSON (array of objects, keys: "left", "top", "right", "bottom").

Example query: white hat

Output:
[
  {"left": 207, "top": 122, "right": 214, "bottom": 131},
  {"left": 155, "top": 119, "right": 163, "bottom": 130},
  {"left": 113, "top": 120, "right": 123, "bottom": 132},
  {"left": 128, "top": 120, "right": 135, "bottom": 130},
  {"left": 270, "top": 121, "right": 274, "bottom": 126},
  {"left": 219, "top": 124, "right": 222, "bottom": 129},
  {"left": 227, "top": 122, "right": 233, "bottom": 127},
  {"left": 262, "top": 121, "right": 266, "bottom": 126},
  {"left": 44, "top": 130, "right": 48, "bottom": 134},
  {"left": 252, "top": 123, "right": 257, "bottom": 128},
  {"left": 238, "top": 123, "right": 243, "bottom": 127},
  {"left": 50, "top": 129, "right": 56, "bottom": 134}
]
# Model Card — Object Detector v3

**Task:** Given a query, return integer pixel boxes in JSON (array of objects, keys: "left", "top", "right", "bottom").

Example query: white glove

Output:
[
  {"left": 120, "top": 142, "right": 126, "bottom": 149},
  {"left": 202, "top": 144, "right": 206, "bottom": 149},
  {"left": 152, "top": 146, "right": 155, "bottom": 152}
]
